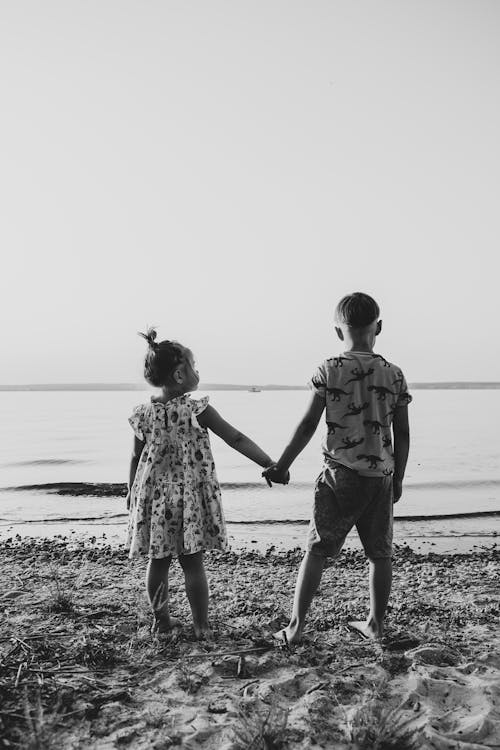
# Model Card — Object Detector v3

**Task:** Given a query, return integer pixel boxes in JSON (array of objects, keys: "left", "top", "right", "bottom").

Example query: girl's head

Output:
[{"left": 139, "top": 328, "right": 199, "bottom": 393}]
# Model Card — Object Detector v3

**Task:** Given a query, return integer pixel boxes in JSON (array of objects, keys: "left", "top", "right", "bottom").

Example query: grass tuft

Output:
[
  {"left": 231, "top": 697, "right": 288, "bottom": 750},
  {"left": 346, "top": 689, "right": 425, "bottom": 750},
  {"left": 23, "top": 688, "right": 65, "bottom": 750}
]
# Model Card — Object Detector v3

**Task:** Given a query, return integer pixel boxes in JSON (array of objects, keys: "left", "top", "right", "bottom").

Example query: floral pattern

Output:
[{"left": 127, "top": 395, "right": 228, "bottom": 559}]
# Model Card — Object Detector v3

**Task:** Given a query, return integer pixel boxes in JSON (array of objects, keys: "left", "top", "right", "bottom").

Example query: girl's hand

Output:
[
  {"left": 262, "top": 465, "right": 290, "bottom": 486},
  {"left": 125, "top": 491, "right": 131, "bottom": 510}
]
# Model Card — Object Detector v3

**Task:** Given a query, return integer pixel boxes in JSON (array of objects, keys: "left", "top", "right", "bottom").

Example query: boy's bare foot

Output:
[
  {"left": 193, "top": 624, "right": 213, "bottom": 641},
  {"left": 348, "top": 619, "right": 381, "bottom": 640},
  {"left": 152, "top": 615, "right": 182, "bottom": 634},
  {"left": 273, "top": 624, "right": 303, "bottom": 646}
]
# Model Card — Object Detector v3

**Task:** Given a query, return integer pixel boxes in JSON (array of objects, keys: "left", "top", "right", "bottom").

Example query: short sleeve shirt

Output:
[{"left": 310, "top": 352, "right": 412, "bottom": 476}]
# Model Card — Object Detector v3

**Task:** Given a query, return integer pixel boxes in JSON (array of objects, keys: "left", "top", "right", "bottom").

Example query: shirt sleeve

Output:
[
  {"left": 128, "top": 404, "right": 148, "bottom": 441},
  {"left": 395, "top": 371, "right": 413, "bottom": 408},
  {"left": 189, "top": 396, "right": 210, "bottom": 429},
  {"left": 308, "top": 362, "right": 327, "bottom": 401}
]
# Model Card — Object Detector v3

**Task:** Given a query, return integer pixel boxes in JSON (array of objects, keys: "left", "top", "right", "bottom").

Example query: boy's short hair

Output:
[{"left": 335, "top": 292, "right": 380, "bottom": 329}]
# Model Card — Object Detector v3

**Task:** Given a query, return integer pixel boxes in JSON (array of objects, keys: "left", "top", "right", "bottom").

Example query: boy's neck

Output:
[{"left": 344, "top": 341, "right": 375, "bottom": 353}]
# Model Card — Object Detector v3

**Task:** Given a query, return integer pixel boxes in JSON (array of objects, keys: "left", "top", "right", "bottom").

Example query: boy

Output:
[{"left": 263, "top": 292, "right": 411, "bottom": 643}]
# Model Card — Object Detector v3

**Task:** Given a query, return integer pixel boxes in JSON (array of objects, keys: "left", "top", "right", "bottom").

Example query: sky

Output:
[{"left": 1, "top": 0, "right": 499, "bottom": 385}]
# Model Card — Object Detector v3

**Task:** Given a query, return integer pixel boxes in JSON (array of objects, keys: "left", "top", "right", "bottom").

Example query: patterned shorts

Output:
[{"left": 307, "top": 463, "right": 393, "bottom": 559}]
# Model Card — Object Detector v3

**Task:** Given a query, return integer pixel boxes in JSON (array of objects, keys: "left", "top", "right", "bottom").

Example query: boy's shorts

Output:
[{"left": 307, "top": 462, "right": 393, "bottom": 559}]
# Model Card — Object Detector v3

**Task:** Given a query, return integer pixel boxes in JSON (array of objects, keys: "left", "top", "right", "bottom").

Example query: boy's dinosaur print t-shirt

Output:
[{"left": 310, "top": 352, "right": 412, "bottom": 476}]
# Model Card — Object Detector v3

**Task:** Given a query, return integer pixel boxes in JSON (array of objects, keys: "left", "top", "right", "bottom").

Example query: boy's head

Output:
[{"left": 335, "top": 292, "right": 381, "bottom": 342}]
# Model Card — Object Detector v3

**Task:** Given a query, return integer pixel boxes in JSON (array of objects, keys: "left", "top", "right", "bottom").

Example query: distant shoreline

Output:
[{"left": 0, "top": 382, "right": 500, "bottom": 391}]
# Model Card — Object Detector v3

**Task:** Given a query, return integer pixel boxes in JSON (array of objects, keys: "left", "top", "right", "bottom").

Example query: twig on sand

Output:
[
  {"left": 337, "top": 661, "right": 370, "bottom": 674},
  {"left": 14, "top": 662, "right": 25, "bottom": 688},
  {"left": 0, "top": 632, "right": 75, "bottom": 644},
  {"left": 181, "top": 645, "right": 271, "bottom": 660}
]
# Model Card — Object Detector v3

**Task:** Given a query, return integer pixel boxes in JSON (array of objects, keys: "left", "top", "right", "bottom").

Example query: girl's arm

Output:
[
  {"left": 126, "top": 435, "right": 145, "bottom": 509},
  {"left": 197, "top": 406, "right": 274, "bottom": 469},
  {"left": 263, "top": 392, "right": 325, "bottom": 482}
]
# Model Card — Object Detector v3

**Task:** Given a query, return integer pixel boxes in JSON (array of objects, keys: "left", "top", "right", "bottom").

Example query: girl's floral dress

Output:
[{"left": 127, "top": 395, "right": 228, "bottom": 558}]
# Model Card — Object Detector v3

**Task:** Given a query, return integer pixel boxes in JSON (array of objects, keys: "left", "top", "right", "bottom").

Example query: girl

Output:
[{"left": 126, "top": 328, "right": 284, "bottom": 639}]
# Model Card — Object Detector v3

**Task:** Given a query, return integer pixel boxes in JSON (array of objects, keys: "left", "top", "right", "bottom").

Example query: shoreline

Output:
[
  {"left": 1, "top": 537, "right": 499, "bottom": 749},
  {"left": 1, "top": 516, "right": 498, "bottom": 556}
]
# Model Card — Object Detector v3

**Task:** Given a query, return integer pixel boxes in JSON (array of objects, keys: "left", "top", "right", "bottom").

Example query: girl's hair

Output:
[
  {"left": 335, "top": 292, "right": 380, "bottom": 329},
  {"left": 138, "top": 327, "right": 185, "bottom": 387}
]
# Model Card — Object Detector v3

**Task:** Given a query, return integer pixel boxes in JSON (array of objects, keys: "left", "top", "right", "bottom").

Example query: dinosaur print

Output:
[
  {"left": 382, "top": 434, "right": 392, "bottom": 448},
  {"left": 343, "top": 402, "right": 370, "bottom": 418},
  {"left": 326, "top": 387, "right": 353, "bottom": 401},
  {"left": 385, "top": 402, "right": 397, "bottom": 419},
  {"left": 367, "top": 385, "right": 396, "bottom": 401},
  {"left": 372, "top": 354, "right": 391, "bottom": 367},
  {"left": 357, "top": 454, "right": 385, "bottom": 469},
  {"left": 392, "top": 371, "right": 404, "bottom": 387},
  {"left": 363, "top": 419, "right": 387, "bottom": 435},
  {"left": 332, "top": 355, "right": 352, "bottom": 368},
  {"left": 336, "top": 436, "right": 365, "bottom": 451},
  {"left": 327, "top": 422, "right": 348, "bottom": 435},
  {"left": 345, "top": 367, "right": 375, "bottom": 384}
]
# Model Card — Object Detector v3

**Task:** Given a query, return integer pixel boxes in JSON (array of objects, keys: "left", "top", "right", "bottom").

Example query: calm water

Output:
[{"left": 0, "top": 389, "right": 499, "bottom": 531}]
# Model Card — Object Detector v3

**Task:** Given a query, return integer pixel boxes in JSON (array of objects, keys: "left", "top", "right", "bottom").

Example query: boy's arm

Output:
[
  {"left": 392, "top": 405, "right": 410, "bottom": 502},
  {"left": 264, "top": 392, "right": 325, "bottom": 481},
  {"left": 126, "top": 435, "right": 145, "bottom": 509},
  {"left": 197, "top": 406, "right": 274, "bottom": 470}
]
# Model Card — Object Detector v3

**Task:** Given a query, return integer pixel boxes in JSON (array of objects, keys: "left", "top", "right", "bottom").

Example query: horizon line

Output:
[{"left": 1, "top": 381, "right": 500, "bottom": 392}]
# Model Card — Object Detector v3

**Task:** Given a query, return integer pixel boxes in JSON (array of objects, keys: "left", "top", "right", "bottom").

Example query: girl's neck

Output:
[{"left": 156, "top": 386, "right": 186, "bottom": 403}]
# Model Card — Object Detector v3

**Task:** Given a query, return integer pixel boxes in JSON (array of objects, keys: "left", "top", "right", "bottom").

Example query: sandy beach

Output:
[{"left": 1, "top": 537, "right": 499, "bottom": 749}]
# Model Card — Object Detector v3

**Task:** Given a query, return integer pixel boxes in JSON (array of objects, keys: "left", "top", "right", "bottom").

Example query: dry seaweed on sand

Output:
[{"left": 1, "top": 536, "right": 499, "bottom": 748}]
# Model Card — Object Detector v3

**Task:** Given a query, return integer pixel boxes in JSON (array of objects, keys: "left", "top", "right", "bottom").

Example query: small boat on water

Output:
[{"left": 248, "top": 386, "right": 261, "bottom": 392}]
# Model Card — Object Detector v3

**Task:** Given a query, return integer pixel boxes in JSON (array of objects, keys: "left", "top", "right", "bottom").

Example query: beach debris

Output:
[
  {"left": 1, "top": 540, "right": 499, "bottom": 749},
  {"left": 404, "top": 644, "right": 462, "bottom": 667},
  {"left": 237, "top": 655, "right": 248, "bottom": 678}
]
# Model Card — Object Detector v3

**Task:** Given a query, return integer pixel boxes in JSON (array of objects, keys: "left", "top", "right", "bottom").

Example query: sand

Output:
[{"left": 1, "top": 537, "right": 499, "bottom": 749}]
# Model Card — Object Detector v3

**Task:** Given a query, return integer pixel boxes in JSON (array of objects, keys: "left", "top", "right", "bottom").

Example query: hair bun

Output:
[{"left": 138, "top": 327, "right": 159, "bottom": 349}]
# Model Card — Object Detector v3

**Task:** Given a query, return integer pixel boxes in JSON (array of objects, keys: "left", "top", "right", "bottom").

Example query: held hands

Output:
[
  {"left": 125, "top": 491, "right": 131, "bottom": 511},
  {"left": 262, "top": 464, "right": 290, "bottom": 487}
]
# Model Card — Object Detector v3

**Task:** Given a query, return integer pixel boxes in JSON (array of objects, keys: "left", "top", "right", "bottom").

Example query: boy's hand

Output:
[
  {"left": 262, "top": 465, "right": 290, "bottom": 486},
  {"left": 393, "top": 477, "right": 403, "bottom": 503}
]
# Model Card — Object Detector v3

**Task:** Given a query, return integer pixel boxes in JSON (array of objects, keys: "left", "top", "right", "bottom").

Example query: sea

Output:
[{"left": 0, "top": 388, "right": 499, "bottom": 553}]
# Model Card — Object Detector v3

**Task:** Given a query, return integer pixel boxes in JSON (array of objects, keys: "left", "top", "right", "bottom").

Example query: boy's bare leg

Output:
[
  {"left": 349, "top": 557, "right": 392, "bottom": 639},
  {"left": 179, "top": 551, "right": 212, "bottom": 639},
  {"left": 275, "top": 551, "right": 325, "bottom": 645},
  {"left": 147, "top": 556, "right": 182, "bottom": 632}
]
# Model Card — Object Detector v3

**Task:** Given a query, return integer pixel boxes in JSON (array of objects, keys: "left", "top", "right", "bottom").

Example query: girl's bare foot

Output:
[{"left": 152, "top": 615, "right": 182, "bottom": 635}]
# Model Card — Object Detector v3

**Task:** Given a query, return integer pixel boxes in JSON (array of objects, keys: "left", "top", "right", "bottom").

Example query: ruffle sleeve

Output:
[
  {"left": 308, "top": 362, "right": 327, "bottom": 401},
  {"left": 128, "top": 404, "right": 149, "bottom": 441},
  {"left": 189, "top": 396, "right": 210, "bottom": 430}
]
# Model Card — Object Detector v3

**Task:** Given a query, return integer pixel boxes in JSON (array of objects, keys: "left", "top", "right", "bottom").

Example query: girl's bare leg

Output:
[
  {"left": 146, "top": 556, "right": 181, "bottom": 632},
  {"left": 179, "top": 551, "right": 211, "bottom": 639}
]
